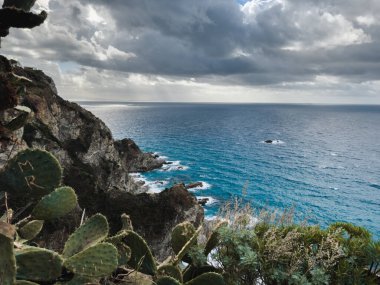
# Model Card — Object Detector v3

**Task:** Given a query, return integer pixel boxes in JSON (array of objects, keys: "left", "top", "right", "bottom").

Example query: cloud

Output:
[{"left": 1, "top": 0, "right": 379, "bottom": 103}]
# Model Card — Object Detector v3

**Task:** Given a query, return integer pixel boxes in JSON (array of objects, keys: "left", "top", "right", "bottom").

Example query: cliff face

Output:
[{"left": 0, "top": 55, "right": 203, "bottom": 259}]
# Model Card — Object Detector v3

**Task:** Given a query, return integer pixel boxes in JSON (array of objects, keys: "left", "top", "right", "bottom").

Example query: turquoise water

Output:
[{"left": 81, "top": 103, "right": 380, "bottom": 238}]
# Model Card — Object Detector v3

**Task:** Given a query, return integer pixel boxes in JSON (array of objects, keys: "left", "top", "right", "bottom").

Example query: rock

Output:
[
  {"left": 0, "top": 55, "right": 204, "bottom": 259},
  {"left": 197, "top": 198, "right": 209, "bottom": 206},
  {"left": 114, "top": 138, "right": 165, "bottom": 172},
  {"left": 187, "top": 182, "right": 203, "bottom": 189},
  {"left": 104, "top": 183, "right": 204, "bottom": 260}
]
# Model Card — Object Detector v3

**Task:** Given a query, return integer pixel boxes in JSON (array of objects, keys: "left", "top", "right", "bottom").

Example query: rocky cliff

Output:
[{"left": 0, "top": 55, "right": 204, "bottom": 259}]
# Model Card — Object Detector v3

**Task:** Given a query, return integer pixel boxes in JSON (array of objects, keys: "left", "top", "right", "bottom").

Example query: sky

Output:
[{"left": 1, "top": 0, "right": 380, "bottom": 103}]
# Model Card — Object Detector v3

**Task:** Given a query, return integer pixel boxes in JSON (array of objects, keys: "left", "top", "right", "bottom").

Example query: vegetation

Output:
[
  {"left": 0, "top": 1, "right": 379, "bottom": 284},
  {"left": 1, "top": 149, "right": 379, "bottom": 285},
  {"left": 0, "top": 150, "right": 225, "bottom": 284},
  {"left": 209, "top": 200, "right": 380, "bottom": 285},
  {"left": 0, "top": 0, "right": 47, "bottom": 47}
]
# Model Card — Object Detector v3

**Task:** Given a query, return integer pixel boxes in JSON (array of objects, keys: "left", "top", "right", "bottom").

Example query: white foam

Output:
[
  {"left": 205, "top": 215, "right": 218, "bottom": 221},
  {"left": 130, "top": 173, "right": 168, "bottom": 193},
  {"left": 319, "top": 165, "right": 345, "bottom": 170},
  {"left": 159, "top": 161, "right": 189, "bottom": 172},
  {"left": 146, "top": 180, "right": 169, "bottom": 193},
  {"left": 196, "top": 196, "right": 218, "bottom": 205},
  {"left": 188, "top": 181, "right": 212, "bottom": 192},
  {"left": 152, "top": 152, "right": 168, "bottom": 160},
  {"left": 261, "top": 139, "right": 285, "bottom": 144}
]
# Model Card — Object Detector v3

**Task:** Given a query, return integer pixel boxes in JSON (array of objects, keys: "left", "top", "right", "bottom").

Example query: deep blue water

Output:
[{"left": 81, "top": 103, "right": 380, "bottom": 238}]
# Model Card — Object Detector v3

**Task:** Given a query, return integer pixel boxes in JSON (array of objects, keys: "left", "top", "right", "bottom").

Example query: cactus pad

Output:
[
  {"left": 3, "top": 0, "right": 37, "bottom": 11},
  {"left": 0, "top": 149, "right": 62, "bottom": 208},
  {"left": 173, "top": 226, "right": 202, "bottom": 265},
  {"left": 204, "top": 221, "right": 228, "bottom": 256},
  {"left": 171, "top": 222, "right": 196, "bottom": 255},
  {"left": 156, "top": 276, "right": 182, "bottom": 285},
  {"left": 55, "top": 276, "right": 99, "bottom": 285},
  {"left": 0, "top": 222, "right": 16, "bottom": 285},
  {"left": 18, "top": 219, "right": 44, "bottom": 241},
  {"left": 184, "top": 272, "right": 225, "bottom": 285},
  {"left": 106, "top": 232, "right": 132, "bottom": 265},
  {"left": 157, "top": 264, "right": 183, "bottom": 283},
  {"left": 32, "top": 186, "right": 77, "bottom": 220},
  {"left": 183, "top": 265, "right": 218, "bottom": 283},
  {"left": 15, "top": 246, "right": 63, "bottom": 282},
  {"left": 63, "top": 213, "right": 108, "bottom": 258},
  {"left": 63, "top": 242, "right": 118, "bottom": 278},
  {"left": 121, "top": 213, "right": 133, "bottom": 231},
  {"left": 121, "top": 230, "right": 157, "bottom": 276}
]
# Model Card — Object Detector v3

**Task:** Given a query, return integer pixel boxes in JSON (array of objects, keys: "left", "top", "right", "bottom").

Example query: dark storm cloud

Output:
[{"left": 2, "top": 0, "right": 380, "bottom": 86}]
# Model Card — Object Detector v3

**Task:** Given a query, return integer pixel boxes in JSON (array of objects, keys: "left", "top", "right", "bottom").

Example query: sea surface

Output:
[{"left": 80, "top": 103, "right": 380, "bottom": 238}]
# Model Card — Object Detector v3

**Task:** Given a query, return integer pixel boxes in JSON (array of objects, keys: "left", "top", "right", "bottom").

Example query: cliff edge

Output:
[{"left": 0, "top": 55, "right": 204, "bottom": 259}]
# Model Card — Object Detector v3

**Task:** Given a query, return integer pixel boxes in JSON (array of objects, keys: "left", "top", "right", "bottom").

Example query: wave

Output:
[
  {"left": 319, "top": 165, "right": 345, "bottom": 170},
  {"left": 159, "top": 160, "right": 189, "bottom": 172},
  {"left": 188, "top": 181, "right": 212, "bottom": 192},
  {"left": 261, "top": 139, "right": 285, "bottom": 144},
  {"left": 369, "top": 183, "right": 380, "bottom": 190},
  {"left": 152, "top": 152, "right": 168, "bottom": 160},
  {"left": 196, "top": 196, "right": 218, "bottom": 206},
  {"left": 130, "top": 173, "right": 168, "bottom": 193}
]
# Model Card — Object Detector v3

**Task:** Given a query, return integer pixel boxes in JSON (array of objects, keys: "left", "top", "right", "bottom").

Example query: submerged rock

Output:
[
  {"left": 187, "top": 182, "right": 203, "bottom": 189},
  {"left": 197, "top": 197, "right": 209, "bottom": 206}
]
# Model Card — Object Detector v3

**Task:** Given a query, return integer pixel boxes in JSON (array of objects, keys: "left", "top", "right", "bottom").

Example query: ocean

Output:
[{"left": 80, "top": 103, "right": 380, "bottom": 238}]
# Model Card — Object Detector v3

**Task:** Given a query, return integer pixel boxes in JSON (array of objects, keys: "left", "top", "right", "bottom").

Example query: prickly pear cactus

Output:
[
  {"left": 121, "top": 213, "right": 133, "bottom": 231},
  {"left": 121, "top": 230, "right": 157, "bottom": 276},
  {"left": 157, "top": 264, "right": 183, "bottom": 283},
  {"left": 63, "top": 242, "right": 118, "bottom": 278},
  {"left": 31, "top": 186, "right": 77, "bottom": 220},
  {"left": 183, "top": 265, "right": 218, "bottom": 283},
  {"left": 17, "top": 219, "right": 43, "bottom": 241},
  {"left": 15, "top": 281, "right": 39, "bottom": 285},
  {"left": 184, "top": 272, "right": 225, "bottom": 285},
  {"left": 3, "top": 0, "right": 37, "bottom": 12},
  {"left": 15, "top": 246, "right": 63, "bottom": 282},
  {"left": 4, "top": 111, "right": 31, "bottom": 132},
  {"left": 106, "top": 232, "right": 132, "bottom": 266},
  {"left": 0, "top": 221, "right": 16, "bottom": 285},
  {"left": 63, "top": 213, "right": 109, "bottom": 258},
  {"left": 156, "top": 276, "right": 182, "bottom": 285},
  {"left": 171, "top": 222, "right": 196, "bottom": 255},
  {"left": 204, "top": 220, "right": 227, "bottom": 256},
  {"left": 55, "top": 276, "right": 99, "bottom": 285},
  {"left": 0, "top": 149, "right": 62, "bottom": 207},
  {"left": 173, "top": 226, "right": 202, "bottom": 265}
]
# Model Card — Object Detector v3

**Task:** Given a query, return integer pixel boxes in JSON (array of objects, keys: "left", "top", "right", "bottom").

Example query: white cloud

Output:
[{"left": 1, "top": 0, "right": 379, "bottom": 104}]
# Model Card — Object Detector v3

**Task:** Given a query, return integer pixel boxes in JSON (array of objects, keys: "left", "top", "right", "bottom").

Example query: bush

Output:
[{"left": 208, "top": 199, "right": 380, "bottom": 285}]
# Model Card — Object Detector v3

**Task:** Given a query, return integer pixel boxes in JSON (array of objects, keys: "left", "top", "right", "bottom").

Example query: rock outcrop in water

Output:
[{"left": 0, "top": 55, "right": 203, "bottom": 259}]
